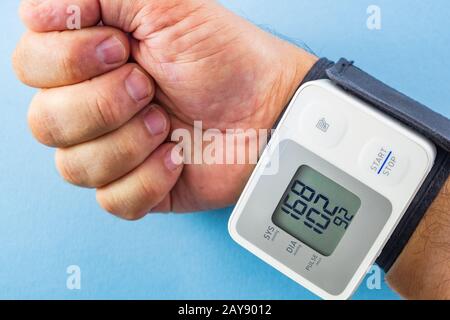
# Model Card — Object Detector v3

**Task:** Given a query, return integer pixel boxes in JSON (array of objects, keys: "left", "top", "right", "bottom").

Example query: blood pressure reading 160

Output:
[{"left": 272, "top": 165, "right": 361, "bottom": 256}]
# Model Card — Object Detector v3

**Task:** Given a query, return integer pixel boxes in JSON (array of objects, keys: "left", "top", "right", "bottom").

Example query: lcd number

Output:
[
  {"left": 280, "top": 180, "right": 354, "bottom": 234},
  {"left": 272, "top": 165, "right": 362, "bottom": 256}
]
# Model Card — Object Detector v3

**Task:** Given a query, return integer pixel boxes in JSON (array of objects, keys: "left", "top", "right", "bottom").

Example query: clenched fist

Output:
[{"left": 13, "top": 0, "right": 316, "bottom": 219}]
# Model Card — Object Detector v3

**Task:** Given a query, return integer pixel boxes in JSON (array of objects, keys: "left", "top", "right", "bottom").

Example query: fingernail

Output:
[
  {"left": 96, "top": 36, "right": 126, "bottom": 65},
  {"left": 126, "top": 69, "right": 151, "bottom": 102},
  {"left": 144, "top": 107, "right": 166, "bottom": 136},
  {"left": 165, "top": 147, "right": 184, "bottom": 171}
]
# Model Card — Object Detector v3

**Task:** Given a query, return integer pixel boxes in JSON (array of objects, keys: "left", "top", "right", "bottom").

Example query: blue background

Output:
[{"left": 1, "top": 0, "right": 449, "bottom": 300}]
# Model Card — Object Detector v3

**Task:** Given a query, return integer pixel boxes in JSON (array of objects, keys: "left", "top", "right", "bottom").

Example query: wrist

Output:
[
  {"left": 386, "top": 176, "right": 450, "bottom": 299},
  {"left": 261, "top": 44, "right": 318, "bottom": 129}
]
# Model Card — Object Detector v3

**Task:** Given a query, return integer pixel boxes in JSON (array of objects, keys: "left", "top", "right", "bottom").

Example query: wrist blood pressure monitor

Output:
[{"left": 228, "top": 58, "right": 450, "bottom": 300}]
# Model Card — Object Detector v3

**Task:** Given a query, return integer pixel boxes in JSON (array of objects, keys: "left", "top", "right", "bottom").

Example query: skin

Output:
[
  {"left": 13, "top": 0, "right": 450, "bottom": 299},
  {"left": 14, "top": 0, "right": 317, "bottom": 217},
  {"left": 387, "top": 177, "right": 450, "bottom": 299}
]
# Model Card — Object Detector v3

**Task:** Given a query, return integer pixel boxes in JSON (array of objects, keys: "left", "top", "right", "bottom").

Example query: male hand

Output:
[
  {"left": 13, "top": 0, "right": 450, "bottom": 300},
  {"left": 13, "top": 0, "right": 317, "bottom": 219}
]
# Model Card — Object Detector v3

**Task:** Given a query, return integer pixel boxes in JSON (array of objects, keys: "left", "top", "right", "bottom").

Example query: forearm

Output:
[{"left": 386, "top": 177, "right": 450, "bottom": 299}]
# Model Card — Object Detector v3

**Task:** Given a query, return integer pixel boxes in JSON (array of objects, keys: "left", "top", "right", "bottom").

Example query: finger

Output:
[
  {"left": 19, "top": 0, "right": 145, "bottom": 33},
  {"left": 96, "top": 143, "right": 184, "bottom": 220},
  {"left": 13, "top": 26, "right": 130, "bottom": 88},
  {"left": 150, "top": 195, "right": 172, "bottom": 213},
  {"left": 28, "top": 64, "right": 154, "bottom": 147},
  {"left": 55, "top": 105, "right": 170, "bottom": 188},
  {"left": 19, "top": 0, "right": 101, "bottom": 32}
]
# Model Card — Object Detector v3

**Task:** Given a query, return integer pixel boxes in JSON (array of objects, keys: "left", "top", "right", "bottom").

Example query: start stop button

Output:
[{"left": 358, "top": 139, "right": 410, "bottom": 186}]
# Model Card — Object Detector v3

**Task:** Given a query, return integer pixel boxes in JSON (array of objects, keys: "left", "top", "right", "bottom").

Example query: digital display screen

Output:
[{"left": 272, "top": 165, "right": 361, "bottom": 256}]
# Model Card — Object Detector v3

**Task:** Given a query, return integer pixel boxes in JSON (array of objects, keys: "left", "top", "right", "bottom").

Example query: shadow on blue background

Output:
[{"left": 1, "top": 0, "right": 449, "bottom": 300}]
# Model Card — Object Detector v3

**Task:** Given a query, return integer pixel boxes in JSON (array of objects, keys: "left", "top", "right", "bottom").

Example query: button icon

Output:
[{"left": 316, "top": 118, "right": 330, "bottom": 133}]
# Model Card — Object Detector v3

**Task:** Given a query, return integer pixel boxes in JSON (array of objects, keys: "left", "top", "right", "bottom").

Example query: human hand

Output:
[
  {"left": 13, "top": 0, "right": 450, "bottom": 301},
  {"left": 13, "top": 0, "right": 317, "bottom": 219}
]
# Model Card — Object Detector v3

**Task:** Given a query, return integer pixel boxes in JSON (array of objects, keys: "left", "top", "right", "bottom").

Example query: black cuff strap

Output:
[
  {"left": 377, "top": 149, "right": 450, "bottom": 271},
  {"left": 302, "top": 58, "right": 335, "bottom": 83},
  {"left": 297, "top": 58, "right": 450, "bottom": 272}
]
